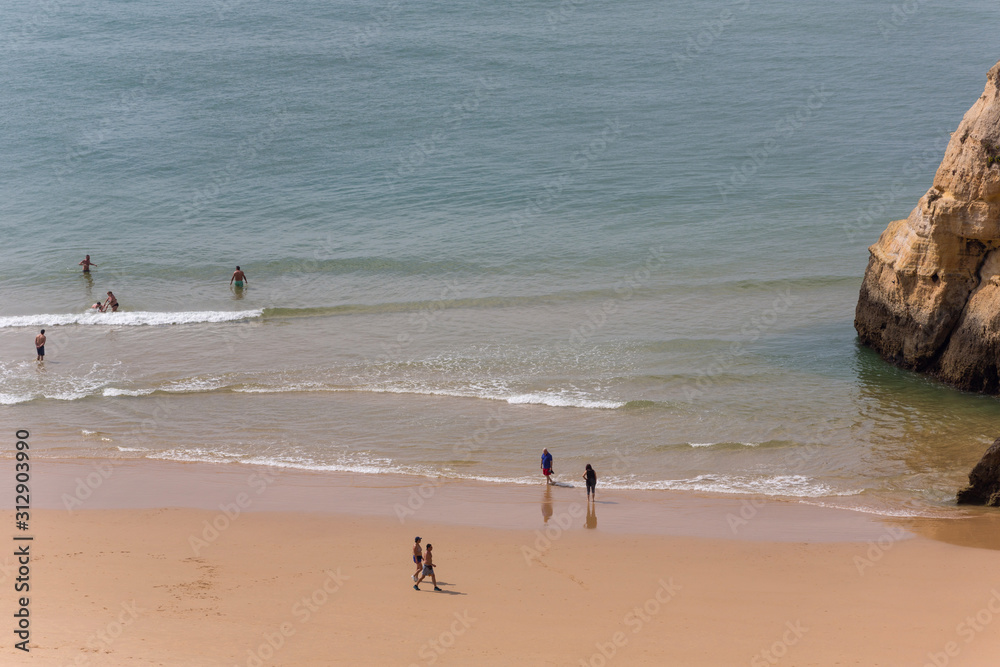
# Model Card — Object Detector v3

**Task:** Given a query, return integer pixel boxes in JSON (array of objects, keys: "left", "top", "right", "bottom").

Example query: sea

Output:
[{"left": 2, "top": 0, "right": 999, "bottom": 517}]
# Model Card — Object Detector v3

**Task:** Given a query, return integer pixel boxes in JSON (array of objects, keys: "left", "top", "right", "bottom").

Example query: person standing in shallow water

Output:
[
  {"left": 541, "top": 448, "right": 553, "bottom": 485},
  {"left": 79, "top": 255, "right": 97, "bottom": 273},
  {"left": 103, "top": 291, "right": 118, "bottom": 312},
  {"left": 230, "top": 266, "right": 247, "bottom": 288},
  {"left": 35, "top": 329, "right": 46, "bottom": 361},
  {"left": 583, "top": 463, "right": 597, "bottom": 501}
]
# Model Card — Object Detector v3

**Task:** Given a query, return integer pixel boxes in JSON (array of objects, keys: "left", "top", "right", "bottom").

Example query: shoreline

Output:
[{"left": 13, "top": 456, "right": 1000, "bottom": 547}]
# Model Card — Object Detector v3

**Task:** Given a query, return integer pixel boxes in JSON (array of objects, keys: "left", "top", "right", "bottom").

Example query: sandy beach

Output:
[{"left": 4, "top": 460, "right": 1000, "bottom": 666}]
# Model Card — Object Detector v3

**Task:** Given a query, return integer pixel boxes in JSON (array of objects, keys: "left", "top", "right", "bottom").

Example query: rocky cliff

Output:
[
  {"left": 855, "top": 60, "right": 1000, "bottom": 391},
  {"left": 957, "top": 436, "right": 1000, "bottom": 505}
]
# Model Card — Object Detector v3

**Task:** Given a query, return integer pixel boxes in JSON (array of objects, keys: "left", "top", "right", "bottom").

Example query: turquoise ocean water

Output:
[{"left": 2, "top": 0, "right": 1000, "bottom": 514}]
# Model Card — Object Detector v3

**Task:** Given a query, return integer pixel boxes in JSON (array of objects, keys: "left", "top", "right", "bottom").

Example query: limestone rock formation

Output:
[
  {"left": 856, "top": 60, "right": 1000, "bottom": 391},
  {"left": 957, "top": 437, "right": 1000, "bottom": 505}
]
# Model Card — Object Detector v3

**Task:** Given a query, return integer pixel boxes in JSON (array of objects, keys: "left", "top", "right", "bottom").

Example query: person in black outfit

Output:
[{"left": 583, "top": 463, "right": 597, "bottom": 501}]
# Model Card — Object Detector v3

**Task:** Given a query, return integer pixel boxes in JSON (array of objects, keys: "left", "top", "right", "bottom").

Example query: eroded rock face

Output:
[
  {"left": 957, "top": 437, "right": 1000, "bottom": 505},
  {"left": 856, "top": 61, "right": 1000, "bottom": 391}
]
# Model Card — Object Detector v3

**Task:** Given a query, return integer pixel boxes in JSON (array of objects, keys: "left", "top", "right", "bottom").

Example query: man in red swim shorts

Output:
[{"left": 541, "top": 448, "right": 553, "bottom": 485}]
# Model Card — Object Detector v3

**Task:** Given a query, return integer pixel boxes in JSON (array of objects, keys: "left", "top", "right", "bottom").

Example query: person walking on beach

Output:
[
  {"left": 583, "top": 463, "right": 597, "bottom": 501},
  {"left": 412, "top": 536, "right": 423, "bottom": 582},
  {"left": 414, "top": 543, "right": 442, "bottom": 591},
  {"left": 35, "top": 330, "right": 46, "bottom": 361},
  {"left": 230, "top": 266, "right": 247, "bottom": 288},
  {"left": 103, "top": 291, "right": 118, "bottom": 312},
  {"left": 541, "top": 448, "right": 554, "bottom": 485},
  {"left": 79, "top": 255, "right": 97, "bottom": 273}
]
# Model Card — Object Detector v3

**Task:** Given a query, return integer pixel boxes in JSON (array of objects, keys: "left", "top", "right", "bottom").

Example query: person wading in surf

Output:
[
  {"left": 230, "top": 266, "right": 248, "bottom": 288},
  {"left": 541, "top": 448, "right": 554, "bottom": 485}
]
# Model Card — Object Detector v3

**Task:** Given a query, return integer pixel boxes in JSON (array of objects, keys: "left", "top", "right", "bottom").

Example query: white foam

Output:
[
  {"left": 118, "top": 446, "right": 849, "bottom": 499},
  {"left": 0, "top": 393, "right": 33, "bottom": 405},
  {"left": 503, "top": 392, "right": 624, "bottom": 409},
  {"left": 236, "top": 382, "right": 333, "bottom": 394},
  {"left": 151, "top": 448, "right": 246, "bottom": 463},
  {"left": 147, "top": 448, "right": 410, "bottom": 477},
  {"left": 45, "top": 391, "right": 90, "bottom": 401},
  {"left": 600, "top": 474, "right": 860, "bottom": 498},
  {"left": 162, "top": 377, "right": 227, "bottom": 393},
  {"left": 364, "top": 385, "right": 624, "bottom": 409},
  {"left": 688, "top": 441, "right": 759, "bottom": 448},
  {"left": 0, "top": 309, "right": 263, "bottom": 328},
  {"left": 103, "top": 387, "right": 155, "bottom": 397},
  {"left": 798, "top": 500, "right": 947, "bottom": 518}
]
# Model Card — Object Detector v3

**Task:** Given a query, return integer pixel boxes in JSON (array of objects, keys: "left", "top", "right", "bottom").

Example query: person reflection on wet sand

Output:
[
  {"left": 585, "top": 502, "right": 597, "bottom": 529},
  {"left": 541, "top": 485, "right": 553, "bottom": 524}
]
